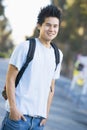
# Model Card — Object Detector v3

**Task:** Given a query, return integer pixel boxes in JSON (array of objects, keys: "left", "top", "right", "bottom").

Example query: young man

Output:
[{"left": 1, "top": 5, "right": 63, "bottom": 130}]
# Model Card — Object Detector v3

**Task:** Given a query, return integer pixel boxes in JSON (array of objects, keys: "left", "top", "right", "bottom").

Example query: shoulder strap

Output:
[
  {"left": 15, "top": 38, "right": 36, "bottom": 87},
  {"left": 51, "top": 42, "right": 60, "bottom": 70}
]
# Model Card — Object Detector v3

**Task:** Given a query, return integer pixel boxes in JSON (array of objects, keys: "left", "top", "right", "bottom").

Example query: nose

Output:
[{"left": 49, "top": 26, "right": 54, "bottom": 31}]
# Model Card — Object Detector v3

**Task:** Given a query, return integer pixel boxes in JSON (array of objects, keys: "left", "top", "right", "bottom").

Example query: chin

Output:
[
  {"left": 46, "top": 38, "right": 52, "bottom": 42},
  {"left": 48, "top": 37, "right": 55, "bottom": 41}
]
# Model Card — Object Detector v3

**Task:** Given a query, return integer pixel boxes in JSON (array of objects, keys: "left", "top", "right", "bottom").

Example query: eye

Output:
[
  {"left": 54, "top": 24, "right": 59, "bottom": 28},
  {"left": 46, "top": 23, "right": 51, "bottom": 27}
]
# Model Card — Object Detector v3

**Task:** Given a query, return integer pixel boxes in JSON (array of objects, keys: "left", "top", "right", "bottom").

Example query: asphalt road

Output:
[{"left": 0, "top": 58, "right": 87, "bottom": 130}]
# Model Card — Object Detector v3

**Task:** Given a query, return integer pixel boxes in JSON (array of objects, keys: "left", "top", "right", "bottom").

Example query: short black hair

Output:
[{"left": 37, "top": 5, "right": 62, "bottom": 25}]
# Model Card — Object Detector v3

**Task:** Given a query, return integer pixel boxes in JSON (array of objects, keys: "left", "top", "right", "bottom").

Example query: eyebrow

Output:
[{"left": 46, "top": 22, "right": 59, "bottom": 26}]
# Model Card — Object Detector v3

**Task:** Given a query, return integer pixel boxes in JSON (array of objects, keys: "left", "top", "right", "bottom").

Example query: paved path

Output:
[
  {"left": 0, "top": 58, "right": 9, "bottom": 125},
  {"left": 0, "top": 58, "right": 87, "bottom": 130}
]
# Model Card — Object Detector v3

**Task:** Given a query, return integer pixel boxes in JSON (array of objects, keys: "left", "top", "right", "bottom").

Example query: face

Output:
[{"left": 37, "top": 17, "right": 60, "bottom": 42}]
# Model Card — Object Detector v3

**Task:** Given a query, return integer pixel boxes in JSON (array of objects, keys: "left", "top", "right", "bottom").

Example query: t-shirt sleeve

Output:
[
  {"left": 9, "top": 41, "right": 29, "bottom": 71},
  {"left": 53, "top": 49, "right": 63, "bottom": 79}
]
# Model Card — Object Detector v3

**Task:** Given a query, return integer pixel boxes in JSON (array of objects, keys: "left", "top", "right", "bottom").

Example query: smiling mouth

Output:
[{"left": 48, "top": 33, "right": 54, "bottom": 36}]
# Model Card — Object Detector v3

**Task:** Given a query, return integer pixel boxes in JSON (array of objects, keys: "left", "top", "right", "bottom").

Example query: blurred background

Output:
[
  {"left": 0, "top": 1, "right": 87, "bottom": 129},
  {"left": 0, "top": 0, "right": 87, "bottom": 79}
]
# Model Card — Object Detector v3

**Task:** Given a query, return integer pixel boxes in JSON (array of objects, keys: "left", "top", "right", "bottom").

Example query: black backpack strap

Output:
[
  {"left": 51, "top": 43, "right": 60, "bottom": 70},
  {"left": 15, "top": 38, "right": 36, "bottom": 87}
]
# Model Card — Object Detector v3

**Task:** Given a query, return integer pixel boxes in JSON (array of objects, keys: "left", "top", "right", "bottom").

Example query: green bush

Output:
[{"left": 0, "top": 49, "right": 13, "bottom": 58}]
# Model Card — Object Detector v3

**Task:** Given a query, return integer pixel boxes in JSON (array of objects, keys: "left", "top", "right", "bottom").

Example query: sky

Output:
[{"left": 4, "top": 0, "right": 51, "bottom": 44}]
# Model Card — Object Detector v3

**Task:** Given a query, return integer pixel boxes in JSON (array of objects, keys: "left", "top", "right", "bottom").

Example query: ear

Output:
[{"left": 37, "top": 24, "right": 41, "bottom": 30}]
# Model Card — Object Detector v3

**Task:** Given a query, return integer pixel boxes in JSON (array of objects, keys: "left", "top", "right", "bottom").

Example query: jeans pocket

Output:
[
  {"left": 1, "top": 112, "right": 24, "bottom": 130},
  {"left": 6, "top": 116, "right": 23, "bottom": 130},
  {"left": 8, "top": 116, "right": 21, "bottom": 123}
]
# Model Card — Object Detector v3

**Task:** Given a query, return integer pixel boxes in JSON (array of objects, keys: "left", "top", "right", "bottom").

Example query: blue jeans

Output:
[{"left": 1, "top": 112, "right": 45, "bottom": 130}]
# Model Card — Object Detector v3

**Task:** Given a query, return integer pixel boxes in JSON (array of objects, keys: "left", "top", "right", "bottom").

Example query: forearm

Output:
[
  {"left": 6, "top": 79, "right": 16, "bottom": 108},
  {"left": 40, "top": 89, "right": 54, "bottom": 126},
  {"left": 47, "top": 80, "right": 55, "bottom": 118},
  {"left": 6, "top": 65, "right": 18, "bottom": 109},
  {"left": 47, "top": 90, "right": 54, "bottom": 118}
]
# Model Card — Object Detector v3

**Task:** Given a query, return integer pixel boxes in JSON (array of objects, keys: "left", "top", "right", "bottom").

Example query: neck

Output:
[{"left": 38, "top": 37, "right": 51, "bottom": 48}]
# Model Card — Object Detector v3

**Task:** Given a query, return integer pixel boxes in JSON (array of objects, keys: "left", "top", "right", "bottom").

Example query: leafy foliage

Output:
[
  {"left": 0, "top": 0, "right": 14, "bottom": 56},
  {"left": 51, "top": 0, "right": 87, "bottom": 78}
]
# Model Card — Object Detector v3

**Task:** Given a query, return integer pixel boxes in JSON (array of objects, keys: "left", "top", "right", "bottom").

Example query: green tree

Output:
[
  {"left": 52, "top": 0, "right": 87, "bottom": 52},
  {"left": 0, "top": 0, "right": 14, "bottom": 55},
  {"left": 51, "top": 0, "right": 87, "bottom": 78}
]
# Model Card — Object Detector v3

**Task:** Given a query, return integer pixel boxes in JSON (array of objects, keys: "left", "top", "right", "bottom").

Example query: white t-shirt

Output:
[{"left": 6, "top": 38, "right": 63, "bottom": 118}]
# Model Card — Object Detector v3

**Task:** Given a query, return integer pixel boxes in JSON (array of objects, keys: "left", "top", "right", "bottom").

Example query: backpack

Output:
[{"left": 2, "top": 38, "right": 60, "bottom": 100}]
